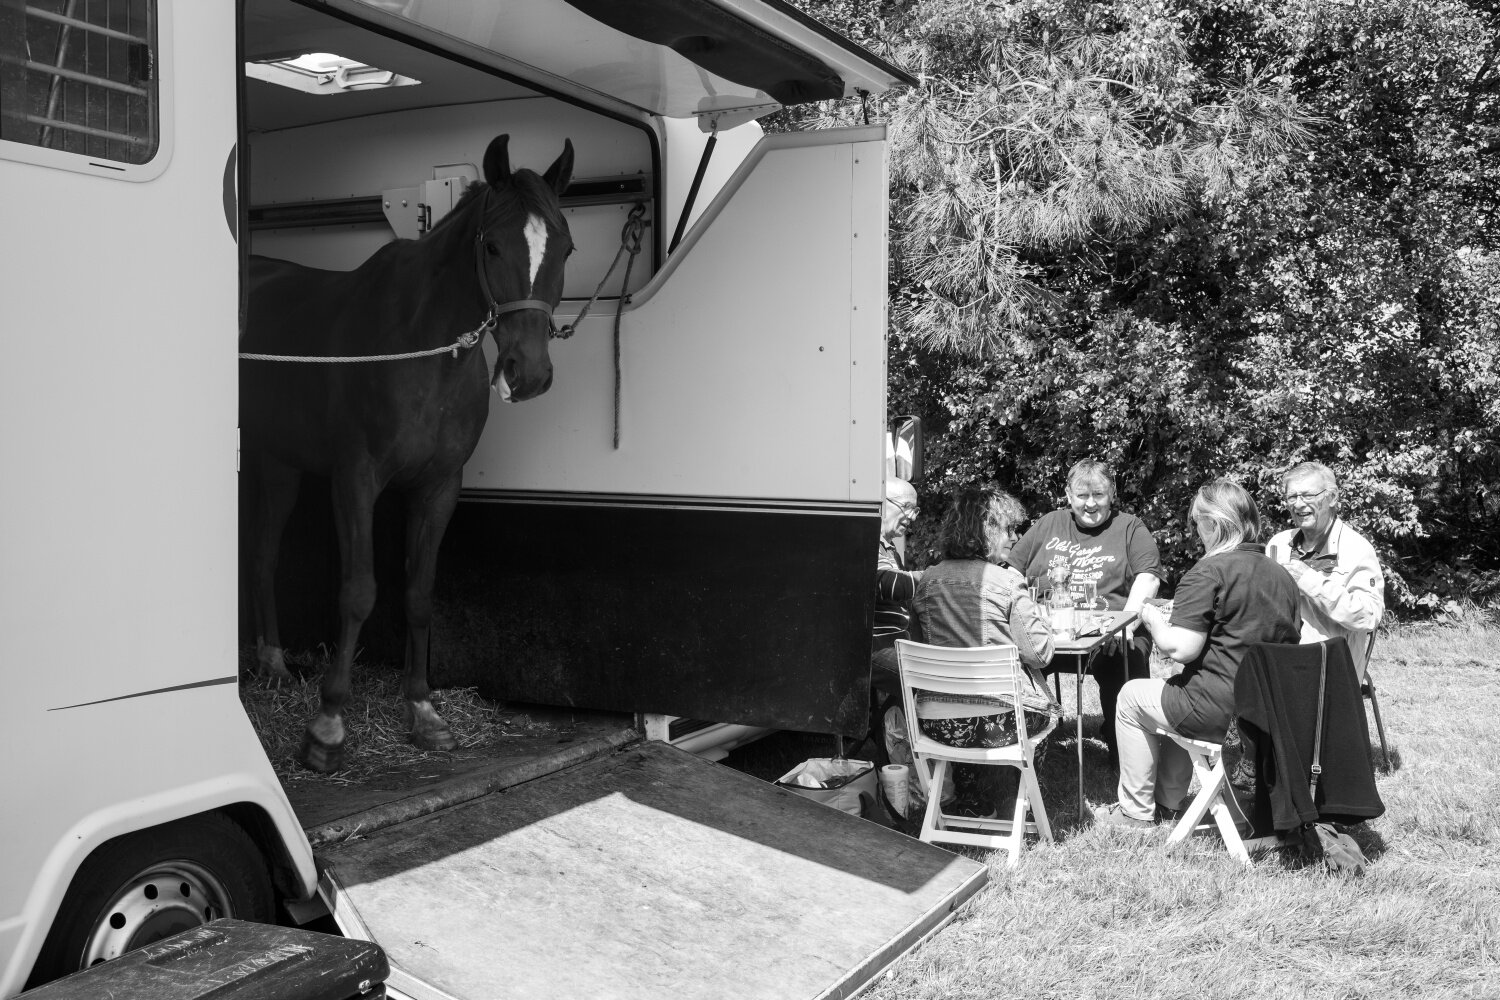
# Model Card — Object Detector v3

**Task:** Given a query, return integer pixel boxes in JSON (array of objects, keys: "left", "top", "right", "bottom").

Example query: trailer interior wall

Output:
[
  {"left": 239, "top": 0, "right": 888, "bottom": 733},
  {"left": 248, "top": 98, "right": 658, "bottom": 294},
  {"left": 438, "top": 128, "right": 888, "bottom": 731}
]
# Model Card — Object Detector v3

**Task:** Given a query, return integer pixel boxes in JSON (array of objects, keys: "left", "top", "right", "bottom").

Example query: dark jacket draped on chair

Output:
[{"left": 1231, "top": 638, "right": 1385, "bottom": 834}]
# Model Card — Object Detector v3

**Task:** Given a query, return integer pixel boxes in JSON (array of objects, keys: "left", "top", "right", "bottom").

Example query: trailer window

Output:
[{"left": 0, "top": 0, "right": 159, "bottom": 167}]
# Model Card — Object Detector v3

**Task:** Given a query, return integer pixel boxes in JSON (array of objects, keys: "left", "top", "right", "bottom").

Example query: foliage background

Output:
[{"left": 773, "top": 0, "right": 1500, "bottom": 613}]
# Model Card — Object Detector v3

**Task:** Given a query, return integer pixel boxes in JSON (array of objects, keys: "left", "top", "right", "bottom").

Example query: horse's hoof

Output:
[
  {"left": 409, "top": 728, "right": 458, "bottom": 752},
  {"left": 259, "top": 669, "right": 294, "bottom": 690},
  {"left": 256, "top": 643, "right": 295, "bottom": 688},
  {"left": 405, "top": 699, "right": 458, "bottom": 752},
  {"left": 298, "top": 731, "right": 346, "bottom": 773}
]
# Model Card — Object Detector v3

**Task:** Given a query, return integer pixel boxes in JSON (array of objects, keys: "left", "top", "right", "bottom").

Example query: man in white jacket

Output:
[{"left": 1266, "top": 462, "right": 1385, "bottom": 677}]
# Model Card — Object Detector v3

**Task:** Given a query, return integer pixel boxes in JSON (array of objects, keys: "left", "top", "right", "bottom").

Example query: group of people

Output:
[{"left": 871, "top": 459, "right": 1385, "bottom": 826}]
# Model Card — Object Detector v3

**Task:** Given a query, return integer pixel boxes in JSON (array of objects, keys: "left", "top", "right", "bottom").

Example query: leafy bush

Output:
[{"left": 783, "top": 0, "right": 1500, "bottom": 612}]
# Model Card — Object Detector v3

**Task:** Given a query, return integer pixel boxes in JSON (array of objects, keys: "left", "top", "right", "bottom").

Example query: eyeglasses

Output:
[
  {"left": 886, "top": 498, "right": 920, "bottom": 517},
  {"left": 1284, "top": 489, "right": 1330, "bottom": 506}
]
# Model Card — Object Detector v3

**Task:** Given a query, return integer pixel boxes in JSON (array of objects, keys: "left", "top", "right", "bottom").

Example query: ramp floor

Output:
[
  {"left": 318, "top": 741, "right": 987, "bottom": 1000},
  {"left": 281, "top": 706, "right": 638, "bottom": 845}
]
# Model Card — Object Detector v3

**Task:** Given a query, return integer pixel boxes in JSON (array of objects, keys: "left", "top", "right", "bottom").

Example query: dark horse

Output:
[{"left": 241, "top": 134, "right": 573, "bottom": 773}]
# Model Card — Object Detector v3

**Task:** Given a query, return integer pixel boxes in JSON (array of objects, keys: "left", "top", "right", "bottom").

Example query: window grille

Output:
[{"left": 0, "top": 0, "right": 158, "bottom": 165}]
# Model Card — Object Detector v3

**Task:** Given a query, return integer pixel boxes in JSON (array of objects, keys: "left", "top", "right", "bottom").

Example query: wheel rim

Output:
[{"left": 80, "top": 860, "right": 236, "bottom": 968}]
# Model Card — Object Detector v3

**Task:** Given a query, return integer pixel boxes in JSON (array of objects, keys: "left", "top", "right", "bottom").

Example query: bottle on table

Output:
[{"left": 1047, "top": 564, "right": 1076, "bottom": 640}]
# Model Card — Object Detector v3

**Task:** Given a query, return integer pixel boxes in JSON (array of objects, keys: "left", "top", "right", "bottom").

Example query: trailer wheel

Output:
[{"left": 28, "top": 813, "right": 273, "bottom": 988}]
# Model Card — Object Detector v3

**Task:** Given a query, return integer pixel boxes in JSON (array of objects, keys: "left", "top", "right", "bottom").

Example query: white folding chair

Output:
[
  {"left": 895, "top": 640, "right": 1055, "bottom": 868},
  {"left": 1156, "top": 730, "right": 1278, "bottom": 863}
]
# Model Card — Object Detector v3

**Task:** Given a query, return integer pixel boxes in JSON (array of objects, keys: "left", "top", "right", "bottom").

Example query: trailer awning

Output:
[{"left": 322, "top": 0, "right": 914, "bottom": 125}]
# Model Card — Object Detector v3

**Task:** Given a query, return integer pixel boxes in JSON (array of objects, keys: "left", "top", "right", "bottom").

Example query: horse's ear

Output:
[
  {"left": 483, "top": 134, "right": 512, "bottom": 188},
  {"left": 543, "top": 139, "right": 574, "bottom": 196}
]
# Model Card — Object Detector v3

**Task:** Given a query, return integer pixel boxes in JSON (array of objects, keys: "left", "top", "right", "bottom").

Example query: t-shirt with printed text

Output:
[{"left": 1007, "top": 508, "right": 1163, "bottom": 610}]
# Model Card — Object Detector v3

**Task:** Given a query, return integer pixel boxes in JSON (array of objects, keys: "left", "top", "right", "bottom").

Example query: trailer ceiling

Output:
[{"left": 243, "top": 0, "right": 913, "bottom": 131}]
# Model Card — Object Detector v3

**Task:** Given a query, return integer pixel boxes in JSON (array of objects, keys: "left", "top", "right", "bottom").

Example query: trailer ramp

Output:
[{"left": 318, "top": 741, "right": 987, "bottom": 1000}]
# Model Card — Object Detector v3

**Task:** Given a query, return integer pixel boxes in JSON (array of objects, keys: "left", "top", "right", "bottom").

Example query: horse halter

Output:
[{"left": 470, "top": 187, "right": 558, "bottom": 338}]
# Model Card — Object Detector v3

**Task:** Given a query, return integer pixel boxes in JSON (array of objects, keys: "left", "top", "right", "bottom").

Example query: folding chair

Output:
[
  {"left": 895, "top": 639, "right": 1055, "bottom": 868},
  {"left": 1156, "top": 729, "right": 1278, "bottom": 863},
  {"left": 1360, "top": 633, "right": 1391, "bottom": 770}
]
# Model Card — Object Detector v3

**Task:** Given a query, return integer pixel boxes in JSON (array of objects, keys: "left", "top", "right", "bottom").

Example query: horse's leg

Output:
[
  {"left": 250, "top": 455, "right": 301, "bottom": 686},
  {"left": 401, "top": 471, "right": 461, "bottom": 751},
  {"left": 298, "top": 466, "right": 380, "bottom": 773}
]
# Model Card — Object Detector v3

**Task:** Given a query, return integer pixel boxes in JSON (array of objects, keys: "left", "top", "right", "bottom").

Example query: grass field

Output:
[{"left": 724, "top": 619, "right": 1500, "bottom": 1000}]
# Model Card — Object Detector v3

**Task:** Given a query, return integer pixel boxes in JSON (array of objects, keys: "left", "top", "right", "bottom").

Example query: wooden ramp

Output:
[{"left": 319, "top": 741, "right": 987, "bottom": 1000}]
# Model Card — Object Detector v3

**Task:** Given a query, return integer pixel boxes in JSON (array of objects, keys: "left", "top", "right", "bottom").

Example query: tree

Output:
[{"left": 783, "top": 0, "right": 1500, "bottom": 607}]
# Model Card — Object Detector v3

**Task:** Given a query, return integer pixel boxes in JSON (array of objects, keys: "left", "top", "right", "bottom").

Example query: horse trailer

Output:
[{"left": 1, "top": 3, "right": 986, "bottom": 998}]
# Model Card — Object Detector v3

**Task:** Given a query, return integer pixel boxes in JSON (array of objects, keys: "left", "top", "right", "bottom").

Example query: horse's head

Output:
[{"left": 475, "top": 134, "right": 574, "bottom": 402}]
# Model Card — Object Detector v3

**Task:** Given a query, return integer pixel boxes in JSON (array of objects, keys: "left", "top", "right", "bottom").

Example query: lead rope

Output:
[
  {"left": 613, "top": 207, "right": 645, "bottom": 448},
  {"left": 545, "top": 204, "right": 646, "bottom": 449},
  {"left": 238, "top": 330, "right": 484, "bottom": 364}
]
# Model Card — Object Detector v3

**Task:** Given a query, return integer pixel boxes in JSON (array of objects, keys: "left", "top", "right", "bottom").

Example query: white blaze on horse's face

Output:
[{"left": 523, "top": 214, "right": 549, "bottom": 293}]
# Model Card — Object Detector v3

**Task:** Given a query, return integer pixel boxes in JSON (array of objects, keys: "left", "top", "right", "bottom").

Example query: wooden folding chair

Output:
[
  {"left": 1156, "top": 729, "right": 1278, "bottom": 863},
  {"left": 895, "top": 640, "right": 1056, "bottom": 868}
]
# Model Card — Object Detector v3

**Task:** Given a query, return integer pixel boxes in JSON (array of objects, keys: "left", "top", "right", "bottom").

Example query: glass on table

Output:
[{"left": 1080, "top": 580, "right": 1100, "bottom": 611}]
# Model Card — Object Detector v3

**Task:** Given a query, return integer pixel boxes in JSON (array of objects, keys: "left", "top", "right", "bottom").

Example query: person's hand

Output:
[
  {"left": 1138, "top": 603, "right": 1163, "bottom": 637},
  {"left": 1283, "top": 558, "right": 1311, "bottom": 584}
]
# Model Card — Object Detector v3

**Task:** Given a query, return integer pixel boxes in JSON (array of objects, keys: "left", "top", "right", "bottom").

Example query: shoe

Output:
[
  {"left": 1093, "top": 803, "right": 1154, "bottom": 830},
  {"left": 1154, "top": 803, "right": 1184, "bottom": 825}
]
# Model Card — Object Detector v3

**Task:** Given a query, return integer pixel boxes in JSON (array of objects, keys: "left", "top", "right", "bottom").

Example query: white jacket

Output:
[{"left": 1266, "top": 518, "right": 1384, "bottom": 676}]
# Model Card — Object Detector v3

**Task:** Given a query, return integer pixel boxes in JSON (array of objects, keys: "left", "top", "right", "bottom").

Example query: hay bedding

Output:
[{"left": 238, "top": 645, "right": 556, "bottom": 786}]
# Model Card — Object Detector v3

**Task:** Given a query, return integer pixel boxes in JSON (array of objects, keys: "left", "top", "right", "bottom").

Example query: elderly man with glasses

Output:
[
  {"left": 869, "top": 478, "right": 923, "bottom": 765},
  {"left": 1265, "top": 462, "right": 1385, "bottom": 676}
]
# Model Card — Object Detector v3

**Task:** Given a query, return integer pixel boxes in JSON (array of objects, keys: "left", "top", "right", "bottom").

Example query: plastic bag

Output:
[{"left": 776, "top": 758, "right": 891, "bottom": 826}]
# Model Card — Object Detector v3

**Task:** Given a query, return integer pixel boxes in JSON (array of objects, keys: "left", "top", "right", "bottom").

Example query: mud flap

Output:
[{"left": 317, "top": 741, "right": 986, "bottom": 1000}]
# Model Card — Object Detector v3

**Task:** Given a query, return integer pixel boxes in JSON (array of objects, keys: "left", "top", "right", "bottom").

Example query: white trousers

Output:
[{"left": 1114, "top": 678, "right": 1194, "bottom": 821}]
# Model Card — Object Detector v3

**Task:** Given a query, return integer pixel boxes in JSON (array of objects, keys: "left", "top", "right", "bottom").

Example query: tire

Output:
[{"left": 27, "top": 813, "right": 274, "bottom": 989}]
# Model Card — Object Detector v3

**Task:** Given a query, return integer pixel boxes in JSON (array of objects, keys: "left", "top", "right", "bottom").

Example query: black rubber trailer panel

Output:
[{"left": 318, "top": 741, "right": 987, "bottom": 1000}]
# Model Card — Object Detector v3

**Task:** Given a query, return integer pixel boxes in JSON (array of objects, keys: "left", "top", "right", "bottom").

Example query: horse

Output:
[{"left": 241, "top": 133, "right": 574, "bottom": 773}]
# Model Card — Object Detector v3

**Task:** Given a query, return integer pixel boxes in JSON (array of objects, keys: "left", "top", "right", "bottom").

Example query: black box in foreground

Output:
[{"left": 21, "top": 919, "right": 388, "bottom": 1000}]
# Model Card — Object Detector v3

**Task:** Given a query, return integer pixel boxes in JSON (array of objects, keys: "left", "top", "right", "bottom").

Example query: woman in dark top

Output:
[
  {"left": 1008, "top": 459, "right": 1162, "bottom": 767},
  {"left": 1094, "top": 478, "right": 1301, "bottom": 828}
]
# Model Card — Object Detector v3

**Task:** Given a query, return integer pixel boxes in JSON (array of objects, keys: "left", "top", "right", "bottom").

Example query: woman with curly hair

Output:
[{"left": 909, "top": 488, "right": 1059, "bottom": 808}]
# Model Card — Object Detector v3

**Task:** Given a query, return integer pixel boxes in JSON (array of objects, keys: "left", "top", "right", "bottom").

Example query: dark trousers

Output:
[
  {"left": 1053, "top": 633, "right": 1153, "bottom": 763},
  {"left": 870, "top": 644, "right": 901, "bottom": 705},
  {"left": 1098, "top": 634, "right": 1153, "bottom": 756}
]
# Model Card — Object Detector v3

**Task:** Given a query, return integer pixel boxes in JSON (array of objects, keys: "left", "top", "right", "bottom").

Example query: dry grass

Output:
[
  {"left": 237, "top": 646, "right": 558, "bottom": 787},
  {"left": 858, "top": 619, "right": 1500, "bottom": 1000}
]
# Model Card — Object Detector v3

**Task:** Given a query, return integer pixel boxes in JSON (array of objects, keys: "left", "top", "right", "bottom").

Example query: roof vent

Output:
[{"left": 245, "top": 52, "right": 420, "bottom": 95}]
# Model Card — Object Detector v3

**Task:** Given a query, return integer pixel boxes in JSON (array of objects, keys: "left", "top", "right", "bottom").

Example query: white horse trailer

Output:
[{"left": 2, "top": 3, "right": 985, "bottom": 998}]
